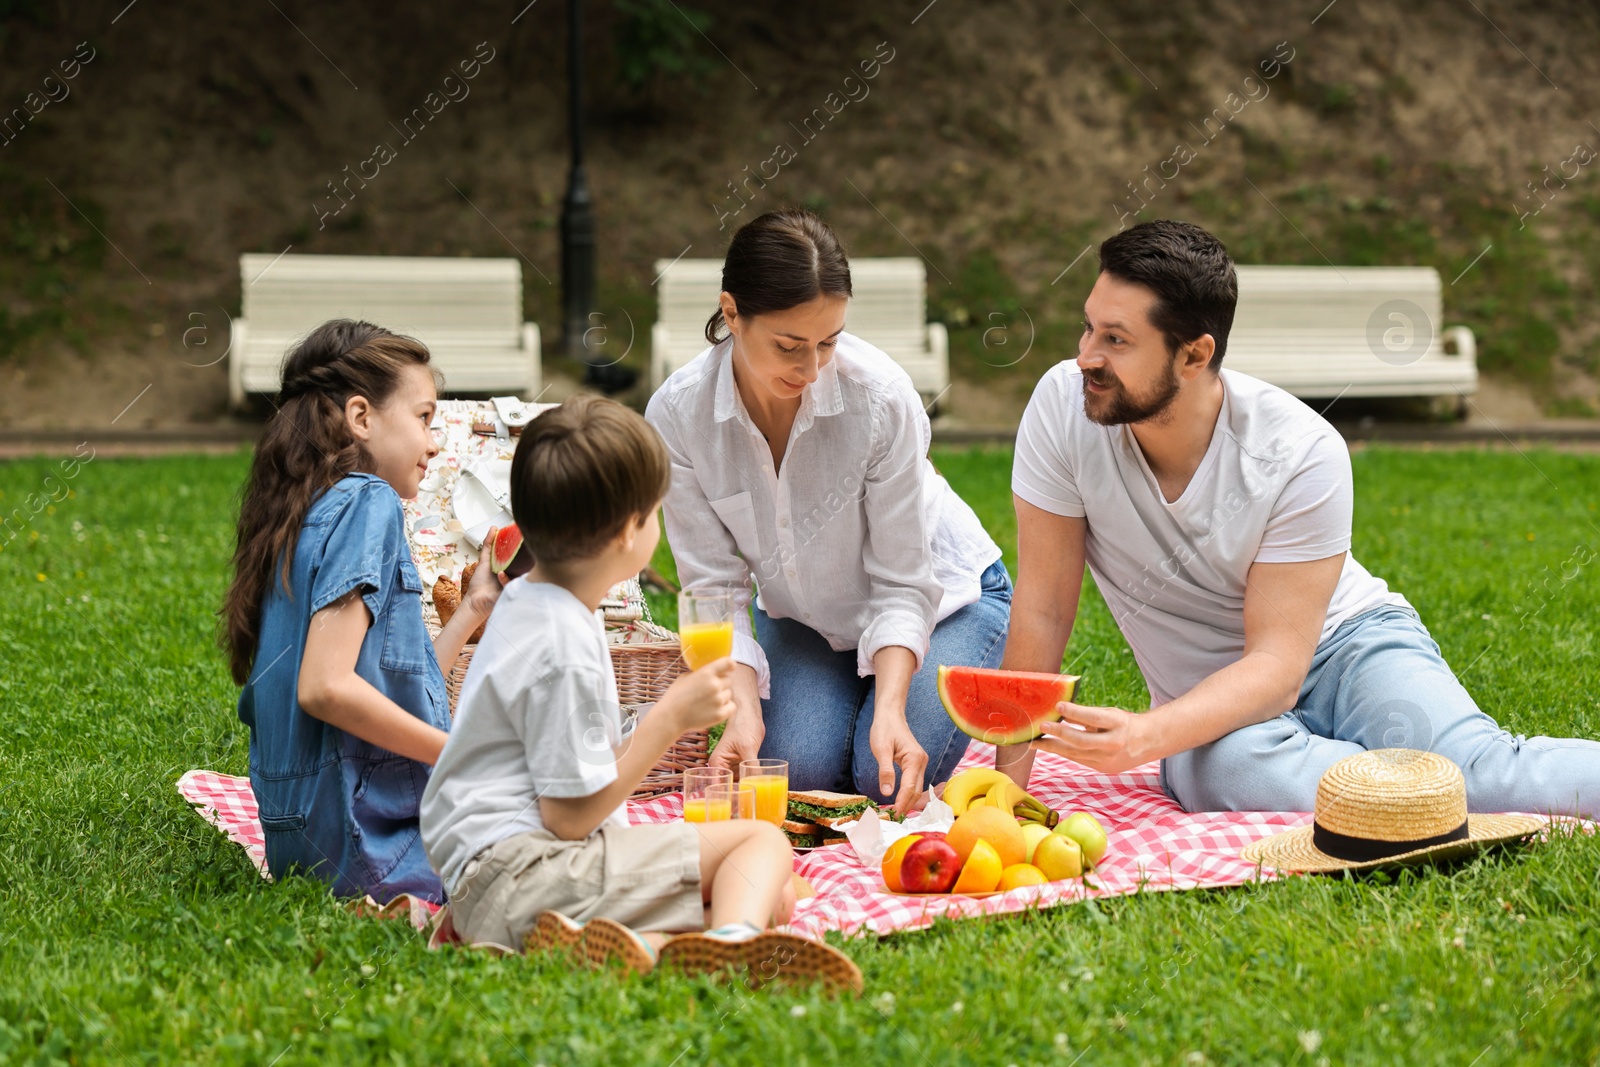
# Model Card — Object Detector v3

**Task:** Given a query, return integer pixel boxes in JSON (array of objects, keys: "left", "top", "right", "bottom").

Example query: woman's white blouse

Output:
[{"left": 645, "top": 333, "right": 1001, "bottom": 697}]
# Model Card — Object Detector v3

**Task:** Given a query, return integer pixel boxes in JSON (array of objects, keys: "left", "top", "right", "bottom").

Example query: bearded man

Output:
[{"left": 998, "top": 219, "right": 1598, "bottom": 820}]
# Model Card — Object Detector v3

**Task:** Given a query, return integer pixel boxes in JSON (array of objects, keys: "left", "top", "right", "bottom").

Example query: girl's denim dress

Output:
[{"left": 238, "top": 473, "right": 451, "bottom": 903}]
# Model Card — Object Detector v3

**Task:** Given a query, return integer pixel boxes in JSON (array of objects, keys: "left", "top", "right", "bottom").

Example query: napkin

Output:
[{"left": 838, "top": 796, "right": 956, "bottom": 868}]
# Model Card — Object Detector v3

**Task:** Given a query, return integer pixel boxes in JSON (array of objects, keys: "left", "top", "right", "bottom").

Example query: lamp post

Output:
[{"left": 560, "top": 0, "right": 595, "bottom": 366}]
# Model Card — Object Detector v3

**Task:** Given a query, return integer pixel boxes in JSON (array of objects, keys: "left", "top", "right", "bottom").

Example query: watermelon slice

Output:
[
  {"left": 937, "top": 665, "right": 1079, "bottom": 745},
  {"left": 488, "top": 524, "right": 532, "bottom": 577}
]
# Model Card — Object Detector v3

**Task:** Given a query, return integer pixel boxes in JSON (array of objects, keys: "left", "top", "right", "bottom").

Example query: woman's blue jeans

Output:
[{"left": 754, "top": 559, "right": 1012, "bottom": 803}]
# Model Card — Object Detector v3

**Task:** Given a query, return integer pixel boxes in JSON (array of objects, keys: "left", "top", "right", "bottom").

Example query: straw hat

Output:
[{"left": 1242, "top": 749, "right": 1544, "bottom": 873}]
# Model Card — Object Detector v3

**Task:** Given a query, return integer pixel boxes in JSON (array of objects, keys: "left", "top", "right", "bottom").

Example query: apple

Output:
[
  {"left": 1057, "top": 812, "right": 1108, "bottom": 868},
  {"left": 1033, "top": 832, "right": 1083, "bottom": 880},
  {"left": 1021, "top": 823, "right": 1053, "bottom": 863},
  {"left": 898, "top": 836, "right": 961, "bottom": 894}
]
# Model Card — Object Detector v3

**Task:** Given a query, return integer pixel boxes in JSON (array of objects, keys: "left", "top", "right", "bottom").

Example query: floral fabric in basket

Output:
[{"left": 410, "top": 399, "right": 645, "bottom": 626}]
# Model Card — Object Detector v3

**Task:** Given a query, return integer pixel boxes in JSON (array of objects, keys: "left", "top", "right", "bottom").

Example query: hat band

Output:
[{"left": 1311, "top": 819, "right": 1469, "bottom": 862}]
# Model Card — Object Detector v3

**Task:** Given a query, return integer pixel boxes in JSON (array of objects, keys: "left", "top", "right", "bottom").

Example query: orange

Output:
[
  {"left": 947, "top": 807, "right": 1027, "bottom": 868},
  {"left": 997, "top": 863, "right": 1049, "bottom": 891},
  {"left": 881, "top": 834, "right": 925, "bottom": 893},
  {"left": 952, "top": 839, "right": 1003, "bottom": 894}
]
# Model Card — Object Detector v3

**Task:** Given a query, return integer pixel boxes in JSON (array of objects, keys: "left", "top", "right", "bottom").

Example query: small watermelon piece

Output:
[
  {"left": 937, "top": 665, "right": 1079, "bottom": 745},
  {"left": 488, "top": 524, "right": 532, "bottom": 577}
]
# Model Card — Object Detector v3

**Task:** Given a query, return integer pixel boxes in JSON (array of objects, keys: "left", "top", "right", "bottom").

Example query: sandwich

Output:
[
  {"left": 779, "top": 791, "right": 877, "bottom": 845},
  {"left": 787, "top": 790, "right": 877, "bottom": 828},
  {"left": 780, "top": 819, "right": 846, "bottom": 849}
]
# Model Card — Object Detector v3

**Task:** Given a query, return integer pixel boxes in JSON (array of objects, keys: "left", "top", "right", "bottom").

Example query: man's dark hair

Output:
[{"left": 1096, "top": 220, "right": 1238, "bottom": 370}]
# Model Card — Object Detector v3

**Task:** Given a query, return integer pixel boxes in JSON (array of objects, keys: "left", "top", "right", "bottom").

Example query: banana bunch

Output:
[{"left": 942, "top": 768, "right": 1058, "bottom": 828}]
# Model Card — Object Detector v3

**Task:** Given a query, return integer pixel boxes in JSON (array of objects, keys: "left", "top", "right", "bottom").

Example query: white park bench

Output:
[
  {"left": 1229, "top": 266, "right": 1476, "bottom": 407},
  {"left": 229, "top": 253, "right": 540, "bottom": 409},
  {"left": 650, "top": 257, "right": 949, "bottom": 406}
]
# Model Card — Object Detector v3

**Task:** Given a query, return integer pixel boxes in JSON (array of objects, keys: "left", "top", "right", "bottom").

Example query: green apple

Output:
[
  {"left": 1033, "top": 832, "right": 1083, "bottom": 880},
  {"left": 1021, "top": 823, "right": 1053, "bottom": 863},
  {"left": 1057, "top": 812, "right": 1108, "bottom": 868}
]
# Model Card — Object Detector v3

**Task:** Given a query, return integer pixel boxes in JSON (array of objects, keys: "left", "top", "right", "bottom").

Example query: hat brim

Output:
[{"left": 1241, "top": 813, "right": 1545, "bottom": 874}]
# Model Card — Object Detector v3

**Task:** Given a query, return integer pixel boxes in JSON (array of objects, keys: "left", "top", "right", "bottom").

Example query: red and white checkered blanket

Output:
[{"left": 177, "top": 749, "right": 1303, "bottom": 940}]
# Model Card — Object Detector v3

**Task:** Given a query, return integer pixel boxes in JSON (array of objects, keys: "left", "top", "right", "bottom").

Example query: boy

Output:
[{"left": 421, "top": 395, "right": 860, "bottom": 990}]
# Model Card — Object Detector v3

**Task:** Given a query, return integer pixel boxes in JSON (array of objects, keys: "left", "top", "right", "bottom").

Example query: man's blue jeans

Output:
[
  {"left": 754, "top": 560, "right": 1012, "bottom": 803},
  {"left": 1162, "top": 605, "right": 1600, "bottom": 818}
]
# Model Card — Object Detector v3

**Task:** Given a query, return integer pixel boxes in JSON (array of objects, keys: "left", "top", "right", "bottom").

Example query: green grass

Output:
[{"left": 2, "top": 446, "right": 1598, "bottom": 1065}]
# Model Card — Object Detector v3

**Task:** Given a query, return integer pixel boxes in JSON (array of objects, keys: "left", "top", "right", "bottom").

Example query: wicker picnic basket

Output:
[{"left": 426, "top": 611, "right": 706, "bottom": 800}]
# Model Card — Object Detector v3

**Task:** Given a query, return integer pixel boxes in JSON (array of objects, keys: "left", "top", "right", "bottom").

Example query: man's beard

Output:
[{"left": 1082, "top": 361, "right": 1182, "bottom": 426}]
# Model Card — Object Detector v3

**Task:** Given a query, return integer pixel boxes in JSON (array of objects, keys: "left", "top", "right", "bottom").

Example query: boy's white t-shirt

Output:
[
  {"left": 420, "top": 579, "right": 629, "bottom": 894},
  {"left": 1012, "top": 363, "right": 1408, "bottom": 707}
]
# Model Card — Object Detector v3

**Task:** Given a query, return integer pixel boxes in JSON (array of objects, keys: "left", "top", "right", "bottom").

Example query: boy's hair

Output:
[
  {"left": 509, "top": 394, "right": 671, "bottom": 565},
  {"left": 1097, "top": 219, "right": 1238, "bottom": 370}
]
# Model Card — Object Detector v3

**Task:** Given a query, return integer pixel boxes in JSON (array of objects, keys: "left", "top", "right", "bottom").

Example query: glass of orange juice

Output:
[
  {"left": 708, "top": 782, "right": 755, "bottom": 821},
  {"left": 678, "top": 590, "right": 735, "bottom": 671},
  {"left": 682, "top": 766, "right": 732, "bottom": 823},
  {"left": 726, "top": 781, "right": 758, "bottom": 820},
  {"left": 739, "top": 758, "right": 789, "bottom": 826}
]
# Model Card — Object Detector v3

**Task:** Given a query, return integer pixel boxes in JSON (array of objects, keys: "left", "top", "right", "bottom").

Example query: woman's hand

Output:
[
  {"left": 708, "top": 664, "right": 766, "bottom": 774},
  {"left": 868, "top": 709, "right": 929, "bottom": 816},
  {"left": 709, "top": 707, "right": 766, "bottom": 774},
  {"left": 868, "top": 645, "right": 925, "bottom": 814},
  {"left": 463, "top": 539, "right": 507, "bottom": 621}
]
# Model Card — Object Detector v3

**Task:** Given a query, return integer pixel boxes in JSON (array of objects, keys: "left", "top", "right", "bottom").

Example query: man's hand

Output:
[
  {"left": 869, "top": 712, "right": 929, "bottom": 815},
  {"left": 656, "top": 657, "right": 737, "bottom": 736},
  {"left": 1031, "top": 701, "right": 1154, "bottom": 775},
  {"left": 994, "top": 498, "right": 1089, "bottom": 791}
]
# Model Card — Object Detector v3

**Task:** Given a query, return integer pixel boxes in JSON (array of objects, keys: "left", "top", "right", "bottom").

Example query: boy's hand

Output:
[{"left": 658, "top": 656, "right": 737, "bottom": 735}]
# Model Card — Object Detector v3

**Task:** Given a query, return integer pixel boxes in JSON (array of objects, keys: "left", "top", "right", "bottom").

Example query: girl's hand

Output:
[
  {"left": 657, "top": 657, "right": 737, "bottom": 736},
  {"left": 463, "top": 540, "right": 507, "bottom": 620},
  {"left": 869, "top": 709, "right": 929, "bottom": 816}
]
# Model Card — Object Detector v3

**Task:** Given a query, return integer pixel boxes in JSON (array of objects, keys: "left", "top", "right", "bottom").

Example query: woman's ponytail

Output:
[{"left": 705, "top": 208, "right": 853, "bottom": 346}]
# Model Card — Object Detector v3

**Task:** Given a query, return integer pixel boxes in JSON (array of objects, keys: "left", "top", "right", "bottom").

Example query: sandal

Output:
[
  {"left": 523, "top": 912, "right": 657, "bottom": 976},
  {"left": 658, "top": 923, "right": 863, "bottom": 994},
  {"left": 579, "top": 917, "right": 658, "bottom": 976}
]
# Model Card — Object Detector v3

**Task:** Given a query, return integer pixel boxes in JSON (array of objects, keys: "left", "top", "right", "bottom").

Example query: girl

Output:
[
  {"left": 221, "top": 319, "right": 501, "bottom": 903},
  {"left": 645, "top": 209, "right": 1012, "bottom": 815}
]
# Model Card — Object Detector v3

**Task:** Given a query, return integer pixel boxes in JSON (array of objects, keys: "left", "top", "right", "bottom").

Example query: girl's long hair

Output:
[{"left": 220, "top": 319, "right": 434, "bottom": 685}]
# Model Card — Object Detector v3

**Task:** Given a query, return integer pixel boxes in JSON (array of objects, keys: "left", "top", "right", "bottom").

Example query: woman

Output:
[{"left": 645, "top": 209, "right": 1009, "bottom": 814}]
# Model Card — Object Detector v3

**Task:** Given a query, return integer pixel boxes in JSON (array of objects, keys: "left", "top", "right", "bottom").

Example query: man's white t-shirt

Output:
[
  {"left": 420, "top": 580, "right": 629, "bottom": 894},
  {"left": 1012, "top": 363, "right": 1408, "bottom": 707}
]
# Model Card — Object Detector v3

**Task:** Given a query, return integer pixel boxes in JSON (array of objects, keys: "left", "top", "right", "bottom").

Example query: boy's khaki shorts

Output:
[{"left": 448, "top": 822, "right": 704, "bottom": 949}]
